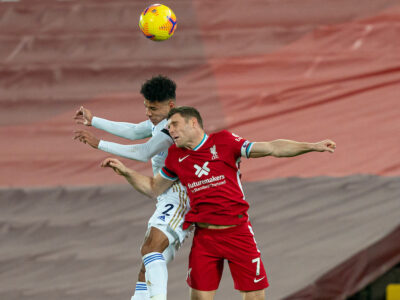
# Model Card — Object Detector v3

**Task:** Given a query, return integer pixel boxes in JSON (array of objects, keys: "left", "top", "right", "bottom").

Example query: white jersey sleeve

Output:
[
  {"left": 98, "top": 129, "right": 173, "bottom": 162},
  {"left": 92, "top": 117, "right": 152, "bottom": 140}
]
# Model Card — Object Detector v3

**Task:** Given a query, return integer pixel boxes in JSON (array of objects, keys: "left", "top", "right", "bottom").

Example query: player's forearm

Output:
[
  {"left": 98, "top": 141, "right": 151, "bottom": 162},
  {"left": 250, "top": 140, "right": 316, "bottom": 158},
  {"left": 98, "top": 134, "right": 172, "bottom": 162},
  {"left": 92, "top": 117, "right": 152, "bottom": 140},
  {"left": 269, "top": 139, "right": 316, "bottom": 157},
  {"left": 122, "top": 169, "right": 160, "bottom": 198}
]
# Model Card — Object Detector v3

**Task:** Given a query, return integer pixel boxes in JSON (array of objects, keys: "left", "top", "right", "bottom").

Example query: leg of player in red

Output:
[{"left": 188, "top": 222, "right": 268, "bottom": 300}]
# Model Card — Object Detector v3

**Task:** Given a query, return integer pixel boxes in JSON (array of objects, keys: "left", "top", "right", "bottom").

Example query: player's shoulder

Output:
[
  {"left": 165, "top": 143, "right": 179, "bottom": 156},
  {"left": 211, "top": 130, "right": 244, "bottom": 142},
  {"left": 210, "top": 130, "right": 230, "bottom": 139},
  {"left": 165, "top": 143, "right": 186, "bottom": 166},
  {"left": 153, "top": 119, "right": 173, "bottom": 137},
  {"left": 153, "top": 119, "right": 168, "bottom": 131}
]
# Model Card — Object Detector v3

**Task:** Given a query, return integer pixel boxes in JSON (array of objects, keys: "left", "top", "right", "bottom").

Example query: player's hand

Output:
[
  {"left": 314, "top": 140, "right": 336, "bottom": 153},
  {"left": 74, "top": 106, "right": 93, "bottom": 126},
  {"left": 73, "top": 130, "right": 100, "bottom": 149},
  {"left": 101, "top": 157, "right": 129, "bottom": 176}
]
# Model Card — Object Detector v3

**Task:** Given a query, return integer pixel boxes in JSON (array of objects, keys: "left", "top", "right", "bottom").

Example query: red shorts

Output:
[{"left": 186, "top": 221, "right": 269, "bottom": 291}]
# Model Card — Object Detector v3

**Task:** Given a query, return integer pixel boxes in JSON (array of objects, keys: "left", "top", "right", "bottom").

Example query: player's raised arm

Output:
[
  {"left": 74, "top": 128, "right": 173, "bottom": 162},
  {"left": 92, "top": 117, "right": 152, "bottom": 140},
  {"left": 74, "top": 106, "right": 153, "bottom": 140},
  {"left": 101, "top": 157, "right": 174, "bottom": 198},
  {"left": 98, "top": 129, "right": 173, "bottom": 162},
  {"left": 249, "top": 139, "right": 336, "bottom": 158}
]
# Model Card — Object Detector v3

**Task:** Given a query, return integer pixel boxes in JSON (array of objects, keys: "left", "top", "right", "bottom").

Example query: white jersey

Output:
[
  {"left": 92, "top": 116, "right": 190, "bottom": 246},
  {"left": 93, "top": 117, "right": 173, "bottom": 175},
  {"left": 149, "top": 120, "right": 170, "bottom": 175}
]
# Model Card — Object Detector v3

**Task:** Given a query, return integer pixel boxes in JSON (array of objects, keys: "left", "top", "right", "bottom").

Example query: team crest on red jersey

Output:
[{"left": 210, "top": 144, "right": 219, "bottom": 160}]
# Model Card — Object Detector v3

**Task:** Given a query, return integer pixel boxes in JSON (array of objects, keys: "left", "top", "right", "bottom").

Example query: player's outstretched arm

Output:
[
  {"left": 98, "top": 129, "right": 172, "bottom": 162},
  {"left": 74, "top": 106, "right": 152, "bottom": 141},
  {"left": 101, "top": 157, "right": 174, "bottom": 198},
  {"left": 74, "top": 129, "right": 172, "bottom": 162},
  {"left": 249, "top": 139, "right": 336, "bottom": 158}
]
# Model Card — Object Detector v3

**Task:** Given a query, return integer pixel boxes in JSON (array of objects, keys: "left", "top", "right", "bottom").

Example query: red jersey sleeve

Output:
[
  {"left": 222, "top": 130, "right": 254, "bottom": 159},
  {"left": 160, "top": 149, "right": 178, "bottom": 181}
]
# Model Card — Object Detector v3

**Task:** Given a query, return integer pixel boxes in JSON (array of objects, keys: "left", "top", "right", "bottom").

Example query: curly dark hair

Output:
[{"left": 140, "top": 75, "right": 176, "bottom": 102}]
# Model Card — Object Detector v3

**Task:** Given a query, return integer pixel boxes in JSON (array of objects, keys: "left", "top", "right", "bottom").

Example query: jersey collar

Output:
[{"left": 193, "top": 133, "right": 208, "bottom": 151}]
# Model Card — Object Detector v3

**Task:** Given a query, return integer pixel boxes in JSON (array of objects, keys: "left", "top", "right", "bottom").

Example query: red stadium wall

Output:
[{"left": 1, "top": 0, "right": 399, "bottom": 186}]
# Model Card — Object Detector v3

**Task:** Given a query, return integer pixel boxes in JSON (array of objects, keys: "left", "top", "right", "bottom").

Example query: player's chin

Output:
[{"left": 174, "top": 138, "right": 183, "bottom": 147}]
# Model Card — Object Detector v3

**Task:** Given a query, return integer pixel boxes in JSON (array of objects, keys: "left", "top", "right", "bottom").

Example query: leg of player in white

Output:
[
  {"left": 132, "top": 183, "right": 190, "bottom": 300},
  {"left": 141, "top": 228, "right": 170, "bottom": 300},
  {"left": 74, "top": 76, "right": 194, "bottom": 299},
  {"left": 132, "top": 276, "right": 149, "bottom": 300},
  {"left": 132, "top": 228, "right": 171, "bottom": 300},
  {"left": 131, "top": 261, "right": 149, "bottom": 300}
]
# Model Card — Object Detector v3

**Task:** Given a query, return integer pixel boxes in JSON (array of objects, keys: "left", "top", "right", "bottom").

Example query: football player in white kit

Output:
[{"left": 74, "top": 75, "right": 190, "bottom": 300}]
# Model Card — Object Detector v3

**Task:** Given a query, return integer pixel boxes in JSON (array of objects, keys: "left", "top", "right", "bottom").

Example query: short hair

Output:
[
  {"left": 140, "top": 75, "right": 176, "bottom": 102},
  {"left": 168, "top": 106, "right": 204, "bottom": 129}
]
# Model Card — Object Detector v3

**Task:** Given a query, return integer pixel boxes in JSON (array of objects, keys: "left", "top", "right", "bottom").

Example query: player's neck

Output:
[{"left": 186, "top": 132, "right": 207, "bottom": 150}]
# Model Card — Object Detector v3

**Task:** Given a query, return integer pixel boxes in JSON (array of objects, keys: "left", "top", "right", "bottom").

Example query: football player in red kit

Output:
[{"left": 102, "top": 106, "right": 336, "bottom": 300}]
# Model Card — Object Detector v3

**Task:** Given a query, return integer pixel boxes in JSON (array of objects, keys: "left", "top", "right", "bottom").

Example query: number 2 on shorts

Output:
[{"left": 162, "top": 204, "right": 174, "bottom": 216}]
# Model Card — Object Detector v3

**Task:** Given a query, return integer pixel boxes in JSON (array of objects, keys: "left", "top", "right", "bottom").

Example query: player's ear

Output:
[{"left": 168, "top": 100, "right": 175, "bottom": 109}]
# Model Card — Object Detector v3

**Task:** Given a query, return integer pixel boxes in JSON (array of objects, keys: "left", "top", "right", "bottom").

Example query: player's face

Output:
[
  {"left": 144, "top": 99, "right": 174, "bottom": 125},
  {"left": 168, "top": 114, "right": 194, "bottom": 148}
]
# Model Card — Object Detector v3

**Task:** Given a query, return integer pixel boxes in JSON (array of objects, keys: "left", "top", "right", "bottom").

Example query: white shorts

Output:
[{"left": 146, "top": 181, "right": 191, "bottom": 261}]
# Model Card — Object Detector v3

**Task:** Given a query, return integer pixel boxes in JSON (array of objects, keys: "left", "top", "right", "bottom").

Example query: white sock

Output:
[
  {"left": 131, "top": 281, "right": 150, "bottom": 300},
  {"left": 143, "top": 252, "right": 168, "bottom": 300}
]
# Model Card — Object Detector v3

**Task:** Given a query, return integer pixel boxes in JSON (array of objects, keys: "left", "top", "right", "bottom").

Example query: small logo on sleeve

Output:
[{"left": 232, "top": 133, "right": 243, "bottom": 142}]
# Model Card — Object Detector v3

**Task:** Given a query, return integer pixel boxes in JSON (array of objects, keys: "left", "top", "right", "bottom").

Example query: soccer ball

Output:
[{"left": 139, "top": 4, "right": 177, "bottom": 41}]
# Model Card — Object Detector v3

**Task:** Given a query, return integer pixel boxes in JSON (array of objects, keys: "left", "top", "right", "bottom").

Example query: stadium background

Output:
[{"left": 1, "top": 0, "right": 399, "bottom": 299}]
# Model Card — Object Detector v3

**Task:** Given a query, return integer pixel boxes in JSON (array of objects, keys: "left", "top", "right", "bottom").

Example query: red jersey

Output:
[{"left": 160, "top": 130, "right": 254, "bottom": 229}]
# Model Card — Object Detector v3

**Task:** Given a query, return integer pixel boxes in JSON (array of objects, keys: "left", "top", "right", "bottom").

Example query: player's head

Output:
[
  {"left": 167, "top": 106, "right": 204, "bottom": 148},
  {"left": 140, "top": 75, "right": 176, "bottom": 125}
]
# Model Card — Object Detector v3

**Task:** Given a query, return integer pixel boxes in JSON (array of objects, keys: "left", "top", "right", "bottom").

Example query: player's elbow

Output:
[
  {"left": 147, "top": 190, "right": 159, "bottom": 199},
  {"left": 148, "top": 181, "right": 163, "bottom": 198},
  {"left": 137, "top": 155, "right": 151, "bottom": 162},
  {"left": 125, "top": 152, "right": 153, "bottom": 162},
  {"left": 140, "top": 186, "right": 159, "bottom": 199}
]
